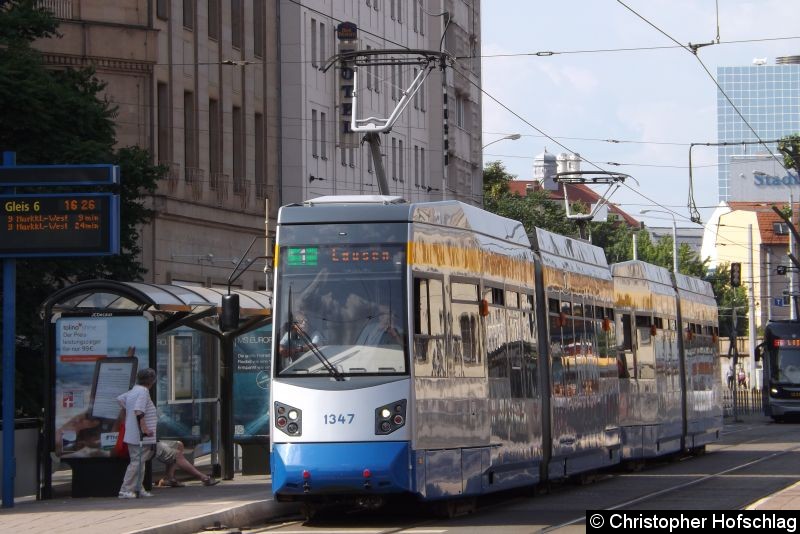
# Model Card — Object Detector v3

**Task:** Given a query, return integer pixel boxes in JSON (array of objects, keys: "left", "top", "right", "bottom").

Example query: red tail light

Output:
[{"left": 363, "top": 469, "right": 371, "bottom": 478}]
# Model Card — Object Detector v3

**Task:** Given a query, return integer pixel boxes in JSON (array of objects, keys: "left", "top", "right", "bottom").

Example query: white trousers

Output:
[{"left": 120, "top": 443, "right": 155, "bottom": 494}]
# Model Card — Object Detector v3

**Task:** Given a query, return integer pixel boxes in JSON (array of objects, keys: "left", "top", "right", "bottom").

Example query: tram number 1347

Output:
[{"left": 323, "top": 413, "right": 355, "bottom": 424}]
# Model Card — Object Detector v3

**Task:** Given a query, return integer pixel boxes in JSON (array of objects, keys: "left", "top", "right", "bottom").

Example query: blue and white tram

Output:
[
  {"left": 269, "top": 195, "right": 722, "bottom": 511},
  {"left": 270, "top": 196, "right": 551, "bottom": 508}
]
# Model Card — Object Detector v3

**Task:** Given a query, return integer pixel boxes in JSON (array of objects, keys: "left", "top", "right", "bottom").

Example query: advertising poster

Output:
[
  {"left": 233, "top": 325, "right": 272, "bottom": 440},
  {"left": 53, "top": 313, "right": 152, "bottom": 458}
]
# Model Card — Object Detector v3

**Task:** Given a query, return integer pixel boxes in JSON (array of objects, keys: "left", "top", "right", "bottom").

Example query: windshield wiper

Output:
[{"left": 291, "top": 321, "right": 345, "bottom": 381}]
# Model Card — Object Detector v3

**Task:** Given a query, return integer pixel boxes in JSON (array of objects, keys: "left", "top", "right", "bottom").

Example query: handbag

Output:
[{"left": 113, "top": 422, "right": 129, "bottom": 458}]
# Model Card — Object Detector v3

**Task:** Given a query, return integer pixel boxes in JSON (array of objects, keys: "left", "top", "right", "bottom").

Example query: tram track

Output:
[
  {"left": 541, "top": 424, "right": 800, "bottom": 532},
  {"left": 239, "top": 422, "right": 800, "bottom": 534}
]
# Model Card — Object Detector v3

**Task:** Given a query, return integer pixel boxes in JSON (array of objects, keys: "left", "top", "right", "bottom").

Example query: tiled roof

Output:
[
  {"left": 506, "top": 180, "right": 640, "bottom": 227},
  {"left": 727, "top": 202, "right": 789, "bottom": 246}
]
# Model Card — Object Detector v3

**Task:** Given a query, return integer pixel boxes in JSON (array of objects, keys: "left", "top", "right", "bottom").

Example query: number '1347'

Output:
[{"left": 323, "top": 413, "right": 354, "bottom": 424}]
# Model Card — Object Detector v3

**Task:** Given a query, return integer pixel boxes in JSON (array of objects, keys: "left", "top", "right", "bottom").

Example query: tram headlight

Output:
[
  {"left": 770, "top": 387, "right": 779, "bottom": 395},
  {"left": 375, "top": 399, "right": 407, "bottom": 435},
  {"left": 274, "top": 401, "right": 302, "bottom": 436}
]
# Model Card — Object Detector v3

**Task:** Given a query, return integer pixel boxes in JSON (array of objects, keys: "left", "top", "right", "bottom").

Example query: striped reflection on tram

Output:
[{"left": 269, "top": 195, "right": 722, "bottom": 513}]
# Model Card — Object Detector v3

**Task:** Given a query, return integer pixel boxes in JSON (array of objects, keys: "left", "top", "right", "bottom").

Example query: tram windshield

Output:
[
  {"left": 274, "top": 242, "right": 407, "bottom": 377},
  {"left": 772, "top": 346, "right": 800, "bottom": 385}
]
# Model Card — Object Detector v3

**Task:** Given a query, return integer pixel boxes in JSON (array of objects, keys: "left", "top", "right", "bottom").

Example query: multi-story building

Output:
[
  {"left": 717, "top": 57, "right": 800, "bottom": 202},
  {"left": 279, "top": 0, "right": 482, "bottom": 206},
  {"left": 33, "top": 1, "right": 481, "bottom": 288},
  {"left": 34, "top": 0, "right": 281, "bottom": 290}
]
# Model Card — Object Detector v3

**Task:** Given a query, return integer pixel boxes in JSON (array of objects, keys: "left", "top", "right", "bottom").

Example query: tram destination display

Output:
[{"left": 0, "top": 192, "right": 119, "bottom": 257}]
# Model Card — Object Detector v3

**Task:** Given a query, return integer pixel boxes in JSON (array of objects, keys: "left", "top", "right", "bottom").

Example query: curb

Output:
[{"left": 127, "top": 500, "right": 301, "bottom": 534}]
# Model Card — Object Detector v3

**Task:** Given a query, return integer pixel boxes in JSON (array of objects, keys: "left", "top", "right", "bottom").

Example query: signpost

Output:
[{"left": 1, "top": 152, "right": 120, "bottom": 507}]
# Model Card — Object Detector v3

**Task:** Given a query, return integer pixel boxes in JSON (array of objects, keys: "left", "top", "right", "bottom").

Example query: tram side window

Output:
[
  {"left": 618, "top": 313, "right": 634, "bottom": 379},
  {"left": 486, "top": 286, "right": 508, "bottom": 379},
  {"left": 507, "top": 292, "right": 525, "bottom": 397},
  {"left": 522, "top": 294, "right": 538, "bottom": 397},
  {"left": 451, "top": 281, "right": 483, "bottom": 378},
  {"left": 635, "top": 315, "right": 655, "bottom": 379},
  {"left": 413, "top": 277, "right": 446, "bottom": 377}
]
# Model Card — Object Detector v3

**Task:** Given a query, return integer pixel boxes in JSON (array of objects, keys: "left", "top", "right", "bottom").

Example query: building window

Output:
[
  {"left": 367, "top": 145, "right": 373, "bottom": 174},
  {"left": 232, "top": 105, "right": 243, "bottom": 191},
  {"left": 320, "top": 111, "right": 327, "bottom": 159},
  {"left": 232, "top": 0, "right": 243, "bottom": 49},
  {"left": 374, "top": 0, "right": 379, "bottom": 11},
  {"left": 310, "top": 18, "right": 317, "bottom": 68},
  {"left": 366, "top": 45, "right": 373, "bottom": 90},
  {"left": 208, "top": 0, "right": 219, "bottom": 40},
  {"left": 456, "top": 95, "right": 465, "bottom": 128},
  {"left": 156, "top": 0, "right": 167, "bottom": 20},
  {"left": 420, "top": 147, "right": 425, "bottom": 187},
  {"left": 184, "top": 91, "right": 196, "bottom": 179},
  {"left": 413, "top": 0, "right": 417, "bottom": 32},
  {"left": 414, "top": 145, "right": 419, "bottom": 186},
  {"left": 419, "top": 1, "right": 424, "bottom": 35},
  {"left": 253, "top": 0, "right": 265, "bottom": 58},
  {"left": 391, "top": 137, "right": 397, "bottom": 181},
  {"left": 390, "top": 0, "right": 395, "bottom": 20},
  {"left": 413, "top": 68, "right": 419, "bottom": 108},
  {"left": 209, "top": 98, "right": 220, "bottom": 185},
  {"left": 312, "top": 109, "right": 318, "bottom": 158},
  {"left": 349, "top": 148, "right": 355, "bottom": 168},
  {"left": 157, "top": 82, "right": 170, "bottom": 162},
  {"left": 398, "top": 140, "right": 404, "bottom": 182},
  {"left": 255, "top": 113, "right": 265, "bottom": 197},
  {"left": 183, "top": 0, "right": 193, "bottom": 30},
  {"left": 774, "top": 222, "right": 790, "bottom": 235},
  {"left": 319, "top": 22, "right": 326, "bottom": 67}
]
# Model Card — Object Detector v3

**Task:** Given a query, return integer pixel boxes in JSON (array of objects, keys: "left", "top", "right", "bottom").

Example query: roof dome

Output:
[{"left": 534, "top": 148, "right": 556, "bottom": 162}]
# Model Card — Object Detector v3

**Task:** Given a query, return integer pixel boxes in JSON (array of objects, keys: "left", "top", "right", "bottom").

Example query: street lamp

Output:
[
  {"left": 640, "top": 209, "right": 679, "bottom": 274},
  {"left": 482, "top": 133, "right": 521, "bottom": 150}
]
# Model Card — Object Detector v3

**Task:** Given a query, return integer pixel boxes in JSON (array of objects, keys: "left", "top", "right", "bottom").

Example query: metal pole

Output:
[
  {"left": 791, "top": 193, "right": 796, "bottom": 320},
  {"left": 748, "top": 224, "right": 757, "bottom": 390},
  {"left": 731, "top": 291, "right": 739, "bottom": 422},
  {"left": 672, "top": 217, "right": 679, "bottom": 274},
  {"left": 2, "top": 151, "right": 17, "bottom": 508}
]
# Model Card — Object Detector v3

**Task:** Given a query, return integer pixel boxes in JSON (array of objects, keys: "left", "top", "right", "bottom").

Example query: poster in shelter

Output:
[{"left": 53, "top": 312, "right": 152, "bottom": 457}]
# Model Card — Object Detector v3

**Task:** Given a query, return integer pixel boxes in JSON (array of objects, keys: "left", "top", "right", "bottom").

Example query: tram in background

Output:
[
  {"left": 758, "top": 320, "right": 800, "bottom": 422},
  {"left": 269, "top": 195, "right": 722, "bottom": 516}
]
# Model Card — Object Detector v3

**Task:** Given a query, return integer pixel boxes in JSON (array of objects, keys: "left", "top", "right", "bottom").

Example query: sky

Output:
[{"left": 480, "top": 0, "right": 799, "bottom": 230}]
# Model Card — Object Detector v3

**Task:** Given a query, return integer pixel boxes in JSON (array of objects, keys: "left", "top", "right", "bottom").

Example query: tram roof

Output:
[
  {"left": 533, "top": 227, "right": 611, "bottom": 280},
  {"left": 611, "top": 260, "right": 675, "bottom": 296},
  {"left": 674, "top": 272, "right": 716, "bottom": 305},
  {"left": 281, "top": 197, "right": 530, "bottom": 246}
]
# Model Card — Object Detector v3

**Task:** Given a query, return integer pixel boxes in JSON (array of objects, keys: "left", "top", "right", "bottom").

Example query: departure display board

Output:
[{"left": 0, "top": 193, "right": 119, "bottom": 257}]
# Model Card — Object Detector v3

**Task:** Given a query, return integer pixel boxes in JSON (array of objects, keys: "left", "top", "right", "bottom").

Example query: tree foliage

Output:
[
  {"left": 778, "top": 133, "right": 800, "bottom": 175},
  {"left": 0, "top": 0, "right": 164, "bottom": 416}
]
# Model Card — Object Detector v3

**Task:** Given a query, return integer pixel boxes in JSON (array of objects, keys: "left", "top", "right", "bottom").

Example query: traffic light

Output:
[{"left": 730, "top": 262, "right": 742, "bottom": 287}]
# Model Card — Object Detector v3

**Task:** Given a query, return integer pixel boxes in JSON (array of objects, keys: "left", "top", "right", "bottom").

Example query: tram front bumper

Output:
[{"left": 272, "top": 441, "right": 412, "bottom": 498}]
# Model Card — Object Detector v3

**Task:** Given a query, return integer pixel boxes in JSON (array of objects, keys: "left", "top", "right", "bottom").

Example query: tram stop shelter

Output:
[{"left": 41, "top": 280, "right": 272, "bottom": 499}]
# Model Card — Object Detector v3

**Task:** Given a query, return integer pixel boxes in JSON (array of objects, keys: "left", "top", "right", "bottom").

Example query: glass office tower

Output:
[{"left": 717, "top": 58, "right": 800, "bottom": 201}]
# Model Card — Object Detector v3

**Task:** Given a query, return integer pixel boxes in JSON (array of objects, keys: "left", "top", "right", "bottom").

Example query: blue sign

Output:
[
  {"left": 233, "top": 325, "right": 272, "bottom": 441},
  {"left": 0, "top": 164, "right": 119, "bottom": 186}
]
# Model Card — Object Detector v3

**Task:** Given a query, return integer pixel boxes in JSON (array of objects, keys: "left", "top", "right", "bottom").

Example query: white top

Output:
[{"left": 118, "top": 384, "right": 157, "bottom": 445}]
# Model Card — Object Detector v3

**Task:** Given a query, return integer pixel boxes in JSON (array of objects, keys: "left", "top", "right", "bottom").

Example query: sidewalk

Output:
[{"left": 0, "top": 474, "right": 300, "bottom": 534}]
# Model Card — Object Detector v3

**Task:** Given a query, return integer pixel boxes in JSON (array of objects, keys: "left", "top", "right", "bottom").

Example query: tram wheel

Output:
[{"left": 772, "top": 415, "right": 785, "bottom": 424}]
